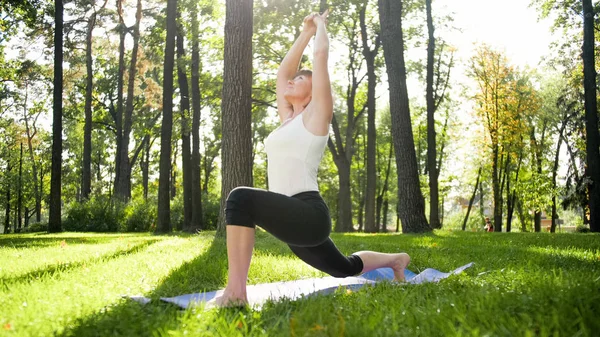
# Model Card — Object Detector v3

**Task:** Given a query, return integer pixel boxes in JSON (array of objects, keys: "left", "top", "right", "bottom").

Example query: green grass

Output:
[{"left": 0, "top": 230, "right": 598, "bottom": 336}]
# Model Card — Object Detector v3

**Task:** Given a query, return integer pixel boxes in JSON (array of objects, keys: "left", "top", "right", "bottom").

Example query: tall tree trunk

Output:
[
  {"left": 462, "top": 167, "right": 481, "bottom": 231},
  {"left": 582, "top": 0, "right": 600, "bottom": 232},
  {"left": 218, "top": 0, "right": 254, "bottom": 233},
  {"left": 17, "top": 143, "right": 23, "bottom": 233},
  {"left": 48, "top": 0, "right": 63, "bottom": 233},
  {"left": 142, "top": 137, "right": 150, "bottom": 200},
  {"left": 116, "top": 0, "right": 142, "bottom": 201},
  {"left": 82, "top": 10, "right": 96, "bottom": 201},
  {"left": 376, "top": 145, "right": 393, "bottom": 229},
  {"left": 492, "top": 144, "right": 502, "bottom": 232},
  {"left": 425, "top": 0, "right": 440, "bottom": 229},
  {"left": 156, "top": 0, "right": 178, "bottom": 234},
  {"left": 378, "top": 0, "right": 431, "bottom": 233},
  {"left": 176, "top": 28, "right": 193, "bottom": 231},
  {"left": 360, "top": 5, "right": 380, "bottom": 233},
  {"left": 113, "top": 0, "right": 125, "bottom": 197},
  {"left": 190, "top": 0, "right": 203, "bottom": 232},
  {"left": 171, "top": 143, "right": 178, "bottom": 200},
  {"left": 3, "top": 161, "right": 10, "bottom": 234}
]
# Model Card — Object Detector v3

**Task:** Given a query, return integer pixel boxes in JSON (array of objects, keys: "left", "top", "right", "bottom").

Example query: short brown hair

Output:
[{"left": 293, "top": 69, "right": 312, "bottom": 79}]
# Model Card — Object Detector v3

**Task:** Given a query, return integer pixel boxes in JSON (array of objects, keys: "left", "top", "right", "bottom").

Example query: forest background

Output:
[{"left": 1, "top": 0, "right": 599, "bottom": 235}]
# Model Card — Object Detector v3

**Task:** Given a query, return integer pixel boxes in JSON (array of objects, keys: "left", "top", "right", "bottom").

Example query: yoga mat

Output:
[{"left": 129, "top": 262, "right": 473, "bottom": 309}]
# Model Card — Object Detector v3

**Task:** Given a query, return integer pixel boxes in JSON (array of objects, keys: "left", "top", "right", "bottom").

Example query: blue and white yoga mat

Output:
[{"left": 129, "top": 262, "right": 473, "bottom": 309}]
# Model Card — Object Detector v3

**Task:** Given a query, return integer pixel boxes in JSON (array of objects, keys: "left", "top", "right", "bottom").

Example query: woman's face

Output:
[{"left": 284, "top": 74, "right": 312, "bottom": 102}]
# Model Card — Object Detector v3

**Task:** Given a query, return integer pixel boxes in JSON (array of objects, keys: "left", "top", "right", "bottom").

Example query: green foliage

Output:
[
  {"left": 575, "top": 224, "right": 590, "bottom": 233},
  {"left": 64, "top": 196, "right": 126, "bottom": 232},
  {"left": 125, "top": 198, "right": 157, "bottom": 232},
  {"left": 201, "top": 192, "right": 220, "bottom": 230},
  {"left": 442, "top": 209, "right": 485, "bottom": 231}
]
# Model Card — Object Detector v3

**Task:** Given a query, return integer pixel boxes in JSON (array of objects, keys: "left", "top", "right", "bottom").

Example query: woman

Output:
[{"left": 215, "top": 10, "right": 410, "bottom": 307}]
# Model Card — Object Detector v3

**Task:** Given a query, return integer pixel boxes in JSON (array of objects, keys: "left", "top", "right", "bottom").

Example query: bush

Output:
[
  {"left": 575, "top": 225, "right": 591, "bottom": 233},
  {"left": 64, "top": 196, "right": 126, "bottom": 232},
  {"left": 22, "top": 222, "right": 48, "bottom": 233},
  {"left": 126, "top": 199, "right": 157, "bottom": 232}
]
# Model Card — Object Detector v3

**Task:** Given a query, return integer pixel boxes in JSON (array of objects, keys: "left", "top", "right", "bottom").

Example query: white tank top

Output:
[{"left": 264, "top": 114, "right": 329, "bottom": 196}]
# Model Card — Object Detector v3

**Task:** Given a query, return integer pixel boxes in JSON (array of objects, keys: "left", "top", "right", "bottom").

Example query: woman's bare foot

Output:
[{"left": 390, "top": 253, "right": 411, "bottom": 282}]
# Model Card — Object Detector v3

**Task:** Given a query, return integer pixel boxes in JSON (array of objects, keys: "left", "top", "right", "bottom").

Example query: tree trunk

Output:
[
  {"left": 142, "top": 138, "right": 150, "bottom": 200},
  {"left": 492, "top": 144, "right": 502, "bottom": 232},
  {"left": 3, "top": 161, "right": 10, "bottom": 234},
  {"left": 376, "top": 145, "right": 393, "bottom": 229},
  {"left": 82, "top": 10, "right": 96, "bottom": 201},
  {"left": 156, "top": 0, "right": 178, "bottom": 234},
  {"left": 332, "top": 155, "right": 352, "bottom": 232},
  {"left": 116, "top": 0, "right": 142, "bottom": 201},
  {"left": 190, "top": 0, "right": 203, "bottom": 232},
  {"left": 171, "top": 143, "right": 178, "bottom": 200},
  {"left": 378, "top": 0, "right": 431, "bottom": 233},
  {"left": 113, "top": 0, "right": 126, "bottom": 197},
  {"left": 17, "top": 143, "right": 23, "bottom": 233},
  {"left": 582, "top": 0, "right": 600, "bottom": 232},
  {"left": 176, "top": 28, "right": 193, "bottom": 231},
  {"left": 425, "top": 0, "right": 440, "bottom": 229},
  {"left": 218, "top": 0, "right": 254, "bottom": 234},
  {"left": 360, "top": 5, "right": 380, "bottom": 233},
  {"left": 48, "top": 0, "right": 63, "bottom": 233},
  {"left": 462, "top": 167, "right": 481, "bottom": 231}
]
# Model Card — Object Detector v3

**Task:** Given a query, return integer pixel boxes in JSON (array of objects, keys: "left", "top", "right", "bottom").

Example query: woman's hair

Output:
[{"left": 293, "top": 69, "right": 313, "bottom": 78}]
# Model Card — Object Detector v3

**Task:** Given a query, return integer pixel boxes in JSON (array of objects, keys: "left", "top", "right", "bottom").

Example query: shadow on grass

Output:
[
  {"left": 55, "top": 235, "right": 230, "bottom": 337},
  {"left": 3, "top": 239, "right": 160, "bottom": 285}
]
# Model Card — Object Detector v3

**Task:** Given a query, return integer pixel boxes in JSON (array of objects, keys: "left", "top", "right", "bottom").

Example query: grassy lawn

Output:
[{"left": 0, "top": 230, "right": 598, "bottom": 336}]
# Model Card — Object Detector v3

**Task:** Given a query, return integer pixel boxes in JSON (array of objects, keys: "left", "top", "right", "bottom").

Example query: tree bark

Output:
[
  {"left": 176, "top": 28, "right": 193, "bottom": 231},
  {"left": 218, "top": 0, "right": 254, "bottom": 233},
  {"left": 142, "top": 137, "right": 150, "bottom": 200},
  {"left": 425, "top": 0, "right": 440, "bottom": 229},
  {"left": 462, "top": 167, "right": 481, "bottom": 231},
  {"left": 360, "top": 5, "right": 380, "bottom": 233},
  {"left": 82, "top": 9, "right": 96, "bottom": 201},
  {"left": 115, "top": 0, "right": 142, "bottom": 201},
  {"left": 48, "top": 0, "right": 63, "bottom": 233},
  {"left": 3, "top": 161, "right": 10, "bottom": 234},
  {"left": 113, "top": 0, "right": 125, "bottom": 197},
  {"left": 17, "top": 143, "right": 22, "bottom": 233},
  {"left": 378, "top": 0, "right": 431, "bottom": 233},
  {"left": 156, "top": 0, "right": 178, "bottom": 234},
  {"left": 190, "top": 0, "right": 203, "bottom": 232},
  {"left": 582, "top": 0, "right": 600, "bottom": 232}
]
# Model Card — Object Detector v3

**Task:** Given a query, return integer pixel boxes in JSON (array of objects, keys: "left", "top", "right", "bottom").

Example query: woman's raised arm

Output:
[
  {"left": 276, "top": 15, "right": 316, "bottom": 123},
  {"left": 306, "top": 9, "right": 333, "bottom": 135}
]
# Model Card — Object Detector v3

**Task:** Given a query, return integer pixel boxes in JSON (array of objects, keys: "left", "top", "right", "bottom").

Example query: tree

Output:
[
  {"left": 156, "top": 0, "right": 178, "bottom": 234},
  {"left": 378, "top": 0, "right": 431, "bottom": 233},
  {"left": 217, "top": 0, "right": 254, "bottom": 233},
  {"left": 359, "top": 3, "right": 381, "bottom": 233},
  {"left": 176, "top": 23, "right": 192, "bottom": 231},
  {"left": 582, "top": 0, "right": 600, "bottom": 232},
  {"left": 48, "top": 0, "right": 63, "bottom": 233},
  {"left": 189, "top": 0, "right": 204, "bottom": 232}
]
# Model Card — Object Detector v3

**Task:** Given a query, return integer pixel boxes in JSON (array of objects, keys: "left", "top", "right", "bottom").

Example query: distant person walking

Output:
[{"left": 485, "top": 217, "right": 493, "bottom": 232}]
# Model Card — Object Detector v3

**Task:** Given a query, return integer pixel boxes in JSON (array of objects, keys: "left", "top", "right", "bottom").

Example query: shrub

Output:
[
  {"left": 22, "top": 222, "right": 48, "bottom": 233},
  {"left": 575, "top": 225, "right": 591, "bottom": 233},
  {"left": 64, "top": 196, "right": 126, "bottom": 232},
  {"left": 126, "top": 198, "right": 157, "bottom": 232}
]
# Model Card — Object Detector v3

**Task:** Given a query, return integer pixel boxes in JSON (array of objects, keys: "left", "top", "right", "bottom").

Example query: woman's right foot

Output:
[{"left": 391, "top": 253, "right": 411, "bottom": 282}]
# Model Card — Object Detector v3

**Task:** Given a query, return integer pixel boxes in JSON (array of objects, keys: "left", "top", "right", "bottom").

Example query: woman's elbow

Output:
[{"left": 313, "top": 48, "right": 329, "bottom": 60}]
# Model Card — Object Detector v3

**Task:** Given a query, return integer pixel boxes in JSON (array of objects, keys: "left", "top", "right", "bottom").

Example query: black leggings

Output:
[{"left": 225, "top": 187, "right": 364, "bottom": 278}]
